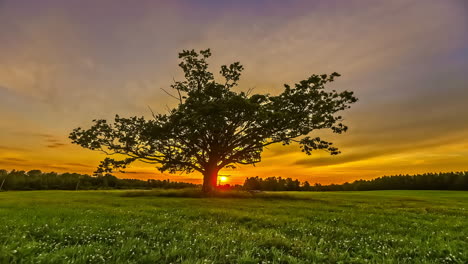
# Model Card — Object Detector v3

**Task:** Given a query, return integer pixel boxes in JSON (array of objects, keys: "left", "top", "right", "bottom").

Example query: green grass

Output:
[
  {"left": 121, "top": 189, "right": 310, "bottom": 200},
  {"left": 0, "top": 190, "right": 466, "bottom": 263}
]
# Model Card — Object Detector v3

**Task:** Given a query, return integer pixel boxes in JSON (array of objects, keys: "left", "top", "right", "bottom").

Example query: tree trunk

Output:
[
  {"left": 0, "top": 176, "right": 6, "bottom": 191},
  {"left": 202, "top": 167, "right": 219, "bottom": 193}
]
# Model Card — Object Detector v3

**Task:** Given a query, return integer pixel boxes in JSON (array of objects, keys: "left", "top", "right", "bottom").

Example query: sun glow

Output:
[{"left": 219, "top": 176, "right": 228, "bottom": 182}]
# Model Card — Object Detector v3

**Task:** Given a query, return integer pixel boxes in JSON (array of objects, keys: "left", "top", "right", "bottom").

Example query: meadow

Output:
[{"left": 0, "top": 190, "right": 466, "bottom": 263}]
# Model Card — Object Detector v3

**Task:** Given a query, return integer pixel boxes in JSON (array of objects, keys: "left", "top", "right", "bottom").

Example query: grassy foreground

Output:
[{"left": 0, "top": 190, "right": 466, "bottom": 263}]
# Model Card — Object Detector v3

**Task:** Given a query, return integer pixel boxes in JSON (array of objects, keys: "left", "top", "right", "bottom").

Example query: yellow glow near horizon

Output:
[{"left": 219, "top": 176, "right": 228, "bottom": 182}]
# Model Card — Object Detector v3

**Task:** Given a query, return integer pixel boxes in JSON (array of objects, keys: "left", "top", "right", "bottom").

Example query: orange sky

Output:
[{"left": 1, "top": 0, "right": 468, "bottom": 185}]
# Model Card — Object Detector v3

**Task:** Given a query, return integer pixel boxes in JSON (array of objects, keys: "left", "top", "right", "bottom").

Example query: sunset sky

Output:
[{"left": 1, "top": 0, "right": 467, "bottom": 185}]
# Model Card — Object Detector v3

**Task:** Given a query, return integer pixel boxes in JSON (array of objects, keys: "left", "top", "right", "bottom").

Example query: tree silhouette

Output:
[
  {"left": 0, "top": 169, "right": 196, "bottom": 191},
  {"left": 241, "top": 172, "right": 468, "bottom": 191},
  {"left": 69, "top": 49, "right": 358, "bottom": 192}
]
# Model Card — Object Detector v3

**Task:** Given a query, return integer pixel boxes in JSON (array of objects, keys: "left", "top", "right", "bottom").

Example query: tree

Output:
[
  {"left": 0, "top": 169, "right": 7, "bottom": 191},
  {"left": 69, "top": 49, "right": 358, "bottom": 192},
  {"left": 302, "top": 181, "right": 311, "bottom": 191}
]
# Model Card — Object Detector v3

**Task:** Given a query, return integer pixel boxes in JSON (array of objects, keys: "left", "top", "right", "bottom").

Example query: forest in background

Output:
[
  {"left": 243, "top": 172, "right": 468, "bottom": 191},
  {"left": 0, "top": 169, "right": 196, "bottom": 191},
  {"left": 0, "top": 169, "right": 466, "bottom": 191}
]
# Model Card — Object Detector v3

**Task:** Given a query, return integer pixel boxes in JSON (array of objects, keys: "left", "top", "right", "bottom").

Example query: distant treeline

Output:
[
  {"left": 243, "top": 176, "right": 303, "bottom": 191},
  {"left": 0, "top": 170, "right": 196, "bottom": 191},
  {"left": 1, "top": 169, "right": 467, "bottom": 191},
  {"left": 243, "top": 172, "right": 468, "bottom": 191}
]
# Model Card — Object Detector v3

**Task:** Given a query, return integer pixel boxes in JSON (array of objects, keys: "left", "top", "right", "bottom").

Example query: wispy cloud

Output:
[
  {"left": 46, "top": 143, "right": 67, "bottom": 149},
  {"left": 0, "top": 0, "right": 466, "bottom": 183},
  {"left": 2, "top": 157, "right": 27, "bottom": 162},
  {"left": 0, "top": 145, "right": 25, "bottom": 152}
]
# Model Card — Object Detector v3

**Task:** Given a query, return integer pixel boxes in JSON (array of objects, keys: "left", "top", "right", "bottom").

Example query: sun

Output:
[{"left": 219, "top": 176, "right": 228, "bottom": 182}]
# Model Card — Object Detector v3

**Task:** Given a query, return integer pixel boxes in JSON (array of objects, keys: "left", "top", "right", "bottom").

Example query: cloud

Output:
[
  {"left": 2, "top": 157, "right": 27, "bottom": 162},
  {"left": 62, "top": 162, "right": 93, "bottom": 168},
  {"left": 0, "top": 145, "right": 25, "bottom": 152},
  {"left": 46, "top": 143, "right": 67, "bottom": 149},
  {"left": 0, "top": 0, "right": 467, "bottom": 183}
]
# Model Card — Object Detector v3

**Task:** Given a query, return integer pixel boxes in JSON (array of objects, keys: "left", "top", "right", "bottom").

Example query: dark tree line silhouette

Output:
[
  {"left": 1, "top": 169, "right": 466, "bottom": 191},
  {"left": 0, "top": 169, "right": 196, "bottom": 191},
  {"left": 242, "top": 172, "right": 468, "bottom": 191},
  {"left": 243, "top": 176, "right": 303, "bottom": 191}
]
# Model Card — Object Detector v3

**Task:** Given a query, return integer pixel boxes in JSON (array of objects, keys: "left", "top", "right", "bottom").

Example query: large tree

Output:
[{"left": 70, "top": 49, "right": 358, "bottom": 192}]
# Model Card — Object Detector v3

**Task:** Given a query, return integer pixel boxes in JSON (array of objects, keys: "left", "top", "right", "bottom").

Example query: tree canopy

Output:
[{"left": 70, "top": 49, "right": 358, "bottom": 192}]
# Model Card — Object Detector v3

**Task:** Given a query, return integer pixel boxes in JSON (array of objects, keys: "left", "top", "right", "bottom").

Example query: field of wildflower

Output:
[{"left": 0, "top": 190, "right": 466, "bottom": 263}]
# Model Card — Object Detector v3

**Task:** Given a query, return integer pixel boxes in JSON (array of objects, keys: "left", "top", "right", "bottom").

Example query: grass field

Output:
[{"left": 0, "top": 190, "right": 467, "bottom": 263}]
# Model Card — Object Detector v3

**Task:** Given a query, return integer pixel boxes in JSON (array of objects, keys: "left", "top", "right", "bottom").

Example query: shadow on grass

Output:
[{"left": 121, "top": 188, "right": 317, "bottom": 200}]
